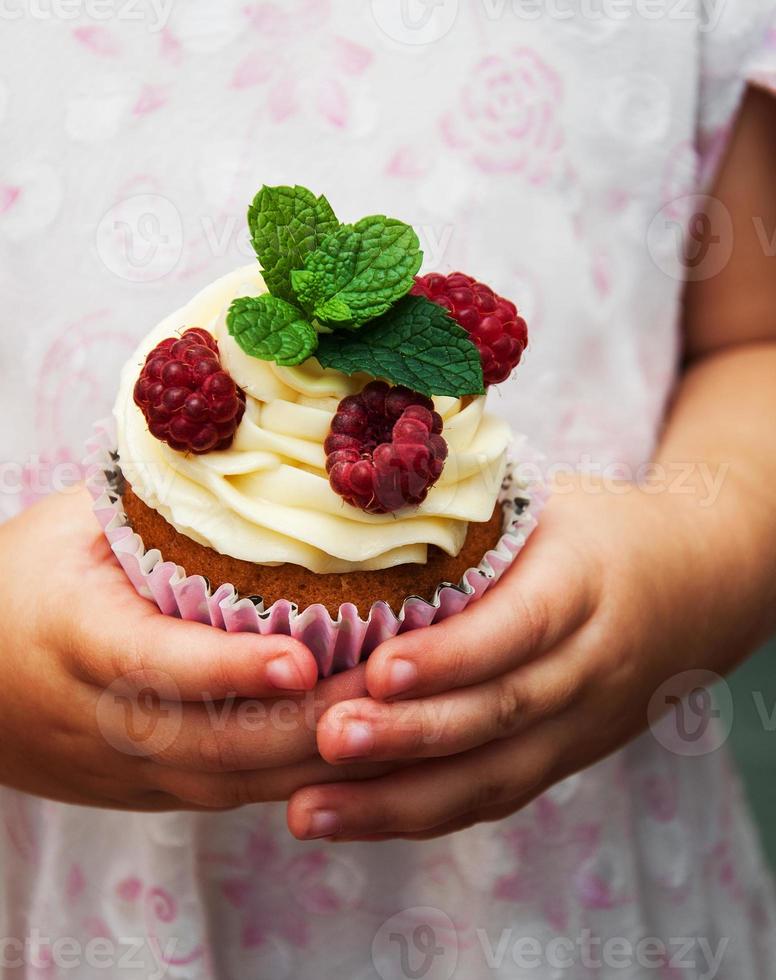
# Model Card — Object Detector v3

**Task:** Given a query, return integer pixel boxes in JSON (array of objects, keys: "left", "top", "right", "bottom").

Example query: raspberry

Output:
[
  {"left": 325, "top": 380, "right": 447, "bottom": 514},
  {"left": 411, "top": 272, "right": 528, "bottom": 386},
  {"left": 133, "top": 328, "right": 246, "bottom": 454}
]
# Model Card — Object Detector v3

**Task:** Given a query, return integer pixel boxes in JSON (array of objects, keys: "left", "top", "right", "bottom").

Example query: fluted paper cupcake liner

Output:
[{"left": 85, "top": 420, "right": 547, "bottom": 677}]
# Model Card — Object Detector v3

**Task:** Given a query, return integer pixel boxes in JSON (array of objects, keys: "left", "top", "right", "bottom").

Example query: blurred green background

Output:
[{"left": 729, "top": 635, "right": 776, "bottom": 868}]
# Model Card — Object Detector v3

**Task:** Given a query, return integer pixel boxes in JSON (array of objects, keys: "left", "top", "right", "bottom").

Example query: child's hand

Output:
[
  {"left": 286, "top": 84, "right": 776, "bottom": 842},
  {"left": 287, "top": 472, "right": 771, "bottom": 841},
  {"left": 0, "top": 488, "right": 394, "bottom": 810}
]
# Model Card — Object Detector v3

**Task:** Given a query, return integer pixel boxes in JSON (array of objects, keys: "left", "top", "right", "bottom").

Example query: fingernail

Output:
[
  {"left": 304, "top": 809, "right": 341, "bottom": 839},
  {"left": 385, "top": 658, "right": 417, "bottom": 697},
  {"left": 266, "top": 657, "right": 306, "bottom": 691},
  {"left": 336, "top": 721, "right": 374, "bottom": 760}
]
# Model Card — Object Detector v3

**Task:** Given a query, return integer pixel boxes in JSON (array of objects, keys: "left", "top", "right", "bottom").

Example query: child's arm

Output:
[
  {"left": 0, "top": 488, "right": 399, "bottom": 808},
  {"left": 286, "top": 86, "right": 776, "bottom": 842}
]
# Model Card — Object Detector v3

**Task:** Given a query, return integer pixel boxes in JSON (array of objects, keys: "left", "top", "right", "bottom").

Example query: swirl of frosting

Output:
[{"left": 115, "top": 265, "right": 512, "bottom": 573}]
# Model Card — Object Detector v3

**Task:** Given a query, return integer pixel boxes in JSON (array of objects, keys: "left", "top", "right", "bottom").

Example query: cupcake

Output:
[{"left": 91, "top": 185, "right": 541, "bottom": 672}]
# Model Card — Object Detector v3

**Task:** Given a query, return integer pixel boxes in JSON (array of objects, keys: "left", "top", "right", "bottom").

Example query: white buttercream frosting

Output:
[{"left": 115, "top": 265, "right": 511, "bottom": 573}]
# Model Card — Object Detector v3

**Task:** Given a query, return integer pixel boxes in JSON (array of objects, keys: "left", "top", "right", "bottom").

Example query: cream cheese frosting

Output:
[{"left": 115, "top": 265, "right": 512, "bottom": 573}]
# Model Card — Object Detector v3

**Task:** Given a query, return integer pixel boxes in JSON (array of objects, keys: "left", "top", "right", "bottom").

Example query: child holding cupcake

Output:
[{"left": 1, "top": 3, "right": 775, "bottom": 977}]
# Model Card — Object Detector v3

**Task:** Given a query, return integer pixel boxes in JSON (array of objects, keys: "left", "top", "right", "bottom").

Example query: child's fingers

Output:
[
  {"left": 147, "top": 757, "right": 405, "bottom": 811},
  {"left": 333, "top": 802, "right": 517, "bottom": 842},
  {"left": 317, "top": 639, "right": 593, "bottom": 764},
  {"left": 365, "top": 539, "right": 595, "bottom": 702},
  {"left": 287, "top": 725, "right": 564, "bottom": 840},
  {"left": 65, "top": 608, "right": 319, "bottom": 700},
  {"left": 93, "top": 661, "right": 370, "bottom": 774},
  {"left": 146, "top": 697, "right": 319, "bottom": 772}
]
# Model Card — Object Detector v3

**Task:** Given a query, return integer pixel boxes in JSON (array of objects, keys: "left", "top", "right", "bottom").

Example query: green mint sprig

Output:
[
  {"left": 227, "top": 184, "right": 484, "bottom": 394},
  {"left": 291, "top": 216, "right": 422, "bottom": 328},
  {"left": 247, "top": 185, "right": 338, "bottom": 303},
  {"left": 227, "top": 295, "right": 318, "bottom": 367},
  {"left": 316, "top": 295, "right": 485, "bottom": 398}
]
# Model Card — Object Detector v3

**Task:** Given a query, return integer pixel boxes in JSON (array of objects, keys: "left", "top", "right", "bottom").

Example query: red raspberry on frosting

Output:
[
  {"left": 411, "top": 272, "right": 528, "bottom": 386},
  {"left": 324, "top": 381, "right": 448, "bottom": 514},
  {"left": 133, "top": 328, "right": 246, "bottom": 454}
]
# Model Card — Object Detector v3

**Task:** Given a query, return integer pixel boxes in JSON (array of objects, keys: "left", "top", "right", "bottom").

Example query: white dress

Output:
[{"left": 1, "top": 2, "right": 775, "bottom": 977}]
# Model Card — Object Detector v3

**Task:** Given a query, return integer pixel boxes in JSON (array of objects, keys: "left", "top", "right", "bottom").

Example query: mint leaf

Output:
[
  {"left": 227, "top": 295, "right": 318, "bottom": 367},
  {"left": 290, "top": 216, "right": 422, "bottom": 328},
  {"left": 315, "top": 295, "right": 485, "bottom": 397},
  {"left": 248, "top": 185, "right": 339, "bottom": 302}
]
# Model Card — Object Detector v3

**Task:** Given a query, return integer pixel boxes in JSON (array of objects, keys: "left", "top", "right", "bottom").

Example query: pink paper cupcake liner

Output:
[{"left": 84, "top": 420, "right": 547, "bottom": 676}]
